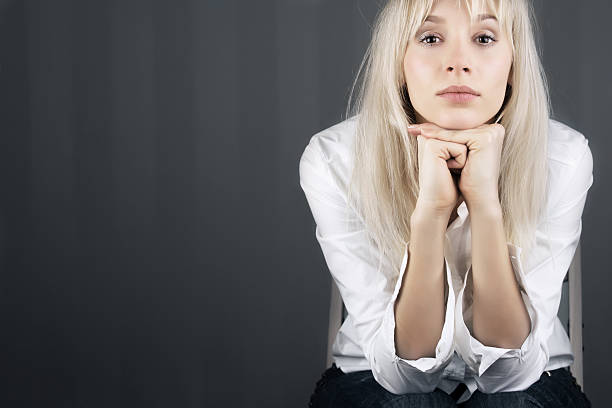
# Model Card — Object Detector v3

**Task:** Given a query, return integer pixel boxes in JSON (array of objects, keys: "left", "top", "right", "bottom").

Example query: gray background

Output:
[{"left": 0, "top": 0, "right": 610, "bottom": 407}]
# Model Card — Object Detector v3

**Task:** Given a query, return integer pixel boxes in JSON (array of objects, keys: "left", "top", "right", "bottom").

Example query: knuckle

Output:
[
  {"left": 420, "top": 136, "right": 432, "bottom": 146},
  {"left": 493, "top": 123, "right": 506, "bottom": 136}
]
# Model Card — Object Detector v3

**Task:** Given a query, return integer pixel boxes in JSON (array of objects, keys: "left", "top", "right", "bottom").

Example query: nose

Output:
[
  {"left": 447, "top": 65, "right": 470, "bottom": 73},
  {"left": 446, "top": 56, "right": 471, "bottom": 73},
  {"left": 445, "top": 41, "right": 472, "bottom": 73}
]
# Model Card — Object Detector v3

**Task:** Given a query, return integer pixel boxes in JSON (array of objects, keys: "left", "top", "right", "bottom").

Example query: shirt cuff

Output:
[
  {"left": 454, "top": 242, "right": 539, "bottom": 378},
  {"left": 378, "top": 242, "right": 456, "bottom": 373}
]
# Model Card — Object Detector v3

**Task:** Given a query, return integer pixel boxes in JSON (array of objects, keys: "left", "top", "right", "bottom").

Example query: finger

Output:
[
  {"left": 416, "top": 135, "right": 424, "bottom": 168},
  {"left": 424, "top": 138, "right": 467, "bottom": 167},
  {"left": 447, "top": 158, "right": 464, "bottom": 169},
  {"left": 407, "top": 122, "right": 445, "bottom": 135},
  {"left": 444, "top": 142, "right": 467, "bottom": 168},
  {"left": 410, "top": 122, "right": 443, "bottom": 133},
  {"left": 407, "top": 122, "right": 436, "bottom": 134},
  {"left": 407, "top": 127, "right": 421, "bottom": 136},
  {"left": 422, "top": 123, "right": 505, "bottom": 144},
  {"left": 420, "top": 127, "right": 470, "bottom": 145}
]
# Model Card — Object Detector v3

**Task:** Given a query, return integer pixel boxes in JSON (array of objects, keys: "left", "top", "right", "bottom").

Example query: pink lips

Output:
[
  {"left": 437, "top": 85, "right": 480, "bottom": 103},
  {"left": 439, "top": 92, "right": 478, "bottom": 103}
]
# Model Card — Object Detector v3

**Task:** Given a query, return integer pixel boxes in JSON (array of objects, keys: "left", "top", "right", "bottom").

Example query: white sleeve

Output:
[
  {"left": 454, "top": 142, "right": 593, "bottom": 393},
  {"left": 299, "top": 140, "right": 456, "bottom": 394}
]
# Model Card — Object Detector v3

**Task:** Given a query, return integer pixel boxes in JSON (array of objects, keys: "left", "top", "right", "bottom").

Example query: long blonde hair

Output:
[{"left": 345, "top": 0, "right": 550, "bottom": 270}]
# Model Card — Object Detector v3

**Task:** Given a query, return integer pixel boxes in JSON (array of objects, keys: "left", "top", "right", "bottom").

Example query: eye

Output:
[
  {"left": 419, "top": 34, "right": 441, "bottom": 47},
  {"left": 476, "top": 34, "right": 497, "bottom": 45},
  {"left": 418, "top": 33, "right": 497, "bottom": 47}
]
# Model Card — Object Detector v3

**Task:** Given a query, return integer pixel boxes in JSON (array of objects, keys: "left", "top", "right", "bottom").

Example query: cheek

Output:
[
  {"left": 489, "top": 51, "right": 513, "bottom": 82},
  {"left": 492, "top": 61, "right": 511, "bottom": 83},
  {"left": 483, "top": 58, "right": 512, "bottom": 98},
  {"left": 404, "top": 55, "right": 431, "bottom": 90}
]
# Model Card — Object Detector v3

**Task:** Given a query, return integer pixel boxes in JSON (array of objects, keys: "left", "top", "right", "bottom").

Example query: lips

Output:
[
  {"left": 439, "top": 92, "right": 478, "bottom": 103},
  {"left": 437, "top": 85, "right": 480, "bottom": 96}
]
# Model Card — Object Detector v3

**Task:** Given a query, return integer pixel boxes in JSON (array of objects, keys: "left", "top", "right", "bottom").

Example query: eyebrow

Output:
[{"left": 423, "top": 13, "right": 498, "bottom": 24}]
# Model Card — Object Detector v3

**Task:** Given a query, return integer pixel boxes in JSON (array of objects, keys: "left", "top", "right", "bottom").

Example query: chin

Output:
[
  {"left": 416, "top": 110, "right": 490, "bottom": 129},
  {"left": 432, "top": 117, "right": 485, "bottom": 130}
]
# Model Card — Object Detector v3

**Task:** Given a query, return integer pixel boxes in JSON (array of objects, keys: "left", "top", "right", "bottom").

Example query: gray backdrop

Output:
[{"left": 0, "top": 0, "right": 610, "bottom": 407}]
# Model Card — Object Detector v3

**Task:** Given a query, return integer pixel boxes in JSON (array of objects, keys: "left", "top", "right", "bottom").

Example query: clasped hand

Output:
[{"left": 408, "top": 122, "right": 505, "bottom": 211}]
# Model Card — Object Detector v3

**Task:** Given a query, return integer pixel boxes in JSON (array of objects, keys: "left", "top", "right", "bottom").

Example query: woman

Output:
[{"left": 300, "top": 0, "right": 593, "bottom": 406}]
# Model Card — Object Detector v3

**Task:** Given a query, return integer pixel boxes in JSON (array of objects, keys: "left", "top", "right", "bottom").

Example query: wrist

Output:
[
  {"left": 411, "top": 204, "right": 452, "bottom": 227},
  {"left": 466, "top": 199, "right": 502, "bottom": 218}
]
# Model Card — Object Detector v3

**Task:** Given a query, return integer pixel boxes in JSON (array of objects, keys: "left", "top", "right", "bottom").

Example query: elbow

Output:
[
  {"left": 475, "top": 345, "right": 549, "bottom": 394},
  {"left": 370, "top": 360, "right": 441, "bottom": 395},
  {"left": 506, "top": 331, "right": 531, "bottom": 350},
  {"left": 472, "top": 312, "right": 532, "bottom": 350},
  {"left": 396, "top": 347, "right": 436, "bottom": 361},
  {"left": 480, "top": 334, "right": 529, "bottom": 350}
]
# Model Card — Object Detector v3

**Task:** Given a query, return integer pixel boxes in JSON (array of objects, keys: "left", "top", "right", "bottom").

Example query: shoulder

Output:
[
  {"left": 300, "top": 115, "right": 358, "bottom": 165},
  {"left": 546, "top": 118, "right": 593, "bottom": 207},
  {"left": 299, "top": 115, "right": 359, "bottom": 192},
  {"left": 547, "top": 118, "right": 591, "bottom": 167}
]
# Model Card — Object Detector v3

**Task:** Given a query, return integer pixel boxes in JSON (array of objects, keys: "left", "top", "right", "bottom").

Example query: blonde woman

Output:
[{"left": 300, "top": 0, "right": 593, "bottom": 406}]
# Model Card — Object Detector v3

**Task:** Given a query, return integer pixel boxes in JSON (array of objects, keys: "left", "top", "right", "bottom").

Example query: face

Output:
[{"left": 403, "top": 0, "right": 513, "bottom": 129}]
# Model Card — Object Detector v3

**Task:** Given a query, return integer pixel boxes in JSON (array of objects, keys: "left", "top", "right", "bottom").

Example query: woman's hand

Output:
[
  {"left": 411, "top": 122, "right": 505, "bottom": 210},
  {"left": 409, "top": 128, "right": 468, "bottom": 216}
]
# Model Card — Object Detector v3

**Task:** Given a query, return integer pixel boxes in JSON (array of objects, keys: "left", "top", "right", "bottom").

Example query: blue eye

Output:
[{"left": 418, "top": 33, "right": 497, "bottom": 47}]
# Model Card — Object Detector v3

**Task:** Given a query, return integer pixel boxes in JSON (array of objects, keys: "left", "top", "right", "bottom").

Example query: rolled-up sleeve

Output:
[
  {"left": 371, "top": 245, "right": 456, "bottom": 393},
  {"left": 299, "top": 140, "right": 455, "bottom": 394},
  {"left": 454, "top": 142, "right": 593, "bottom": 393}
]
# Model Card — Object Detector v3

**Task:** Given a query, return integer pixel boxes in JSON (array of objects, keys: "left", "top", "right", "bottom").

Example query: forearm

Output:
[
  {"left": 394, "top": 205, "right": 449, "bottom": 360},
  {"left": 469, "top": 201, "right": 531, "bottom": 349}
]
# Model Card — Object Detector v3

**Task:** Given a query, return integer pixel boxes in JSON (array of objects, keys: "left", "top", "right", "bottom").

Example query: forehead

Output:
[
  {"left": 422, "top": 13, "right": 498, "bottom": 24},
  {"left": 424, "top": 0, "right": 500, "bottom": 24}
]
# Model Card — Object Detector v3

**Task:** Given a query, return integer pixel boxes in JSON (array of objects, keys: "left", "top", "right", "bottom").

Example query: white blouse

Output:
[{"left": 299, "top": 115, "right": 593, "bottom": 403}]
